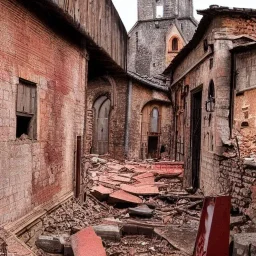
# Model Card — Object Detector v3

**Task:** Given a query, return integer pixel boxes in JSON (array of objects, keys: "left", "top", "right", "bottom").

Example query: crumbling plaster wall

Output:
[
  {"left": 85, "top": 76, "right": 128, "bottom": 160},
  {"left": 127, "top": 80, "right": 172, "bottom": 160},
  {"left": 219, "top": 49, "right": 256, "bottom": 212},
  {"left": 0, "top": 0, "right": 87, "bottom": 225}
]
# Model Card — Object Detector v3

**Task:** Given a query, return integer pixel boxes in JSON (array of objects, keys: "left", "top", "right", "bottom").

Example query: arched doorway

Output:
[
  {"left": 92, "top": 96, "right": 111, "bottom": 155},
  {"left": 141, "top": 104, "right": 161, "bottom": 159}
]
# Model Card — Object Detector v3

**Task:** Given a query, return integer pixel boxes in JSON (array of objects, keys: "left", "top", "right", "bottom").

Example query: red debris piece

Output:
[
  {"left": 110, "top": 175, "right": 131, "bottom": 183},
  {"left": 109, "top": 190, "right": 142, "bottom": 204},
  {"left": 71, "top": 227, "right": 106, "bottom": 256},
  {"left": 120, "top": 184, "right": 159, "bottom": 195},
  {"left": 91, "top": 185, "right": 113, "bottom": 201},
  {"left": 153, "top": 168, "right": 183, "bottom": 177}
]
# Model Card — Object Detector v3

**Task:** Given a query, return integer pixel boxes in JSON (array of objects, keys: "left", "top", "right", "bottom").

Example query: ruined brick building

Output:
[
  {"left": 0, "top": 0, "right": 127, "bottom": 227},
  {"left": 164, "top": 6, "right": 256, "bottom": 213}
]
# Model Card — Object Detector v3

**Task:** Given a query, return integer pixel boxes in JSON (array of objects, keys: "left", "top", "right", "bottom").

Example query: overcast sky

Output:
[{"left": 112, "top": 0, "right": 256, "bottom": 32}]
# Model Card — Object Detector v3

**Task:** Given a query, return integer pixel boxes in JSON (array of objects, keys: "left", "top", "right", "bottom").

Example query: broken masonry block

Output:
[
  {"left": 35, "top": 235, "right": 64, "bottom": 254},
  {"left": 93, "top": 225, "right": 121, "bottom": 241},
  {"left": 128, "top": 204, "right": 154, "bottom": 218}
]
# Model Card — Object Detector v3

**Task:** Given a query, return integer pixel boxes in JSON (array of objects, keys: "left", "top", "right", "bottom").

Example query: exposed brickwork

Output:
[{"left": 0, "top": 0, "right": 87, "bottom": 225}]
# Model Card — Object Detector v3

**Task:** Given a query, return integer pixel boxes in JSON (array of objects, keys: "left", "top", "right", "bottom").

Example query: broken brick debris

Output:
[
  {"left": 120, "top": 184, "right": 159, "bottom": 196},
  {"left": 91, "top": 185, "right": 113, "bottom": 201},
  {"left": 233, "top": 233, "right": 256, "bottom": 256},
  {"left": 108, "top": 190, "right": 143, "bottom": 204},
  {"left": 71, "top": 227, "right": 106, "bottom": 256}
]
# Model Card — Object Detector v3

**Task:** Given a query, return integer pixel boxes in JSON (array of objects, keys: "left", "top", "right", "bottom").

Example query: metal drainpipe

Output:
[{"left": 125, "top": 78, "right": 132, "bottom": 157}]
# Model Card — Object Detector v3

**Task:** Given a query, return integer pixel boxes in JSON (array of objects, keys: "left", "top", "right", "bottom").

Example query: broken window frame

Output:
[{"left": 16, "top": 78, "right": 37, "bottom": 140}]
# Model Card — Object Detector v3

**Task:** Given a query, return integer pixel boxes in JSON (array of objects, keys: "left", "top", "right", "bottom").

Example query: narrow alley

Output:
[{"left": 1, "top": 0, "right": 256, "bottom": 255}]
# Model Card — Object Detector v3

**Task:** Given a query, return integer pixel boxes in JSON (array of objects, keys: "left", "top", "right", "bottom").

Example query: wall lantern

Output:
[
  {"left": 205, "top": 95, "right": 215, "bottom": 112},
  {"left": 0, "top": 238, "right": 7, "bottom": 256},
  {"left": 206, "top": 80, "right": 215, "bottom": 112}
]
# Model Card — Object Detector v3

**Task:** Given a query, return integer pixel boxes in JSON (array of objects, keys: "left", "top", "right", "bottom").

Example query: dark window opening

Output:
[
  {"left": 206, "top": 80, "right": 215, "bottom": 112},
  {"left": 241, "top": 121, "right": 249, "bottom": 127},
  {"left": 204, "top": 39, "right": 208, "bottom": 52},
  {"left": 210, "top": 58, "right": 213, "bottom": 69},
  {"left": 208, "top": 80, "right": 215, "bottom": 99},
  {"left": 172, "top": 38, "right": 178, "bottom": 51},
  {"left": 16, "top": 79, "right": 37, "bottom": 139},
  {"left": 16, "top": 116, "right": 31, "bottom": 138}
]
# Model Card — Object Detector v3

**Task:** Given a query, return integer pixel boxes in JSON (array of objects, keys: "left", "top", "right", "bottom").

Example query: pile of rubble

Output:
[{"left": 21, "top": 156, "right": 206, "bottom": 255}]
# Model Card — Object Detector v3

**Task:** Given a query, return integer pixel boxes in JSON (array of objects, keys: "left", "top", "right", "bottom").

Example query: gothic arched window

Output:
[{"left": 150, "top": 108, "right": 159, "bottom": 133}]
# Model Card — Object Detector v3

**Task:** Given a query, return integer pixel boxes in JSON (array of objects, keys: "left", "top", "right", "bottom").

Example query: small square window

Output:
[{"left": 16, "top": 79, "right": 37, "bottom": 139}]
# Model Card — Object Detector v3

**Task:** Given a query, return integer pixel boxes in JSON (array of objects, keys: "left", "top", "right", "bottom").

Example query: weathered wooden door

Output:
[
  {"left": 92, "top": 96, "right": 111, "bottom": 155},
  {"left": 191, "top": 88, "right": 202, "bottom": 189}
]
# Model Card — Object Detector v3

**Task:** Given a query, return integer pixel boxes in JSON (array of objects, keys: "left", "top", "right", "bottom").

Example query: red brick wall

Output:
[{"left": 0, "top": 0, "right": 87, "bottom": 225}]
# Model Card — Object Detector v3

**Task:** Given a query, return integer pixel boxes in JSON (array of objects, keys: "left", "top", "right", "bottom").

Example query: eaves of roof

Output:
[{"left": 128, "top": 71, "right": 169, "bottom": 92}]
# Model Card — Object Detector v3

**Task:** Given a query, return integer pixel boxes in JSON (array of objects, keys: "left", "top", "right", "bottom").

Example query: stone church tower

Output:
[{"left": 128, "top": 0, "right": 197, "bottom": 78}]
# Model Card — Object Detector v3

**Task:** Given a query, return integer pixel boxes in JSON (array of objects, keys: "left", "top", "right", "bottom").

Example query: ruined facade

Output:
[
  {"left": 165, "top": 6, "right": 256, "bottom": 211},
  {"left": 128, "top": 0, "right": 197, "bottom": 78},
  {"left": 0, "top": 0, "right": 127, "bottom": 227}
]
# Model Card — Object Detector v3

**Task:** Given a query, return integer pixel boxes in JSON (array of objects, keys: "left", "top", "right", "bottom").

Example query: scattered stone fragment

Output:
[
  {"left": 120, "top": 184, "right": 159, "bottom": 196},
  {"left": 91, "top": 185, "right": 113, "bottom": 201},
  {"left": 71, "top": 227, "right": 106, "bottom": 256},
  {"left": 121, "top": 224, "right": 154, "bottom": 238},
  {"left": 110, "top": 175, "right": 131, "bottom": 183},
  {"left": 230, "top": 216, "right": 246, "bottom": 228},
  {"left": 154, "top": 226, "right": 197, "bottom": 255},
  {"left": 93, "top": 225, "right": 121, "bottom": 241},
  {"left": 129, "top": 204, "right": 154, "bottom": 218},
  {"left": 233, "top": 233, "right": 256, "bottom": 256},
  {"left": 108, "top": 190, "right": 143, "bottom": 204},
  {"left": 35, "top": 235, "right": 64, "bottom": 254}
]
